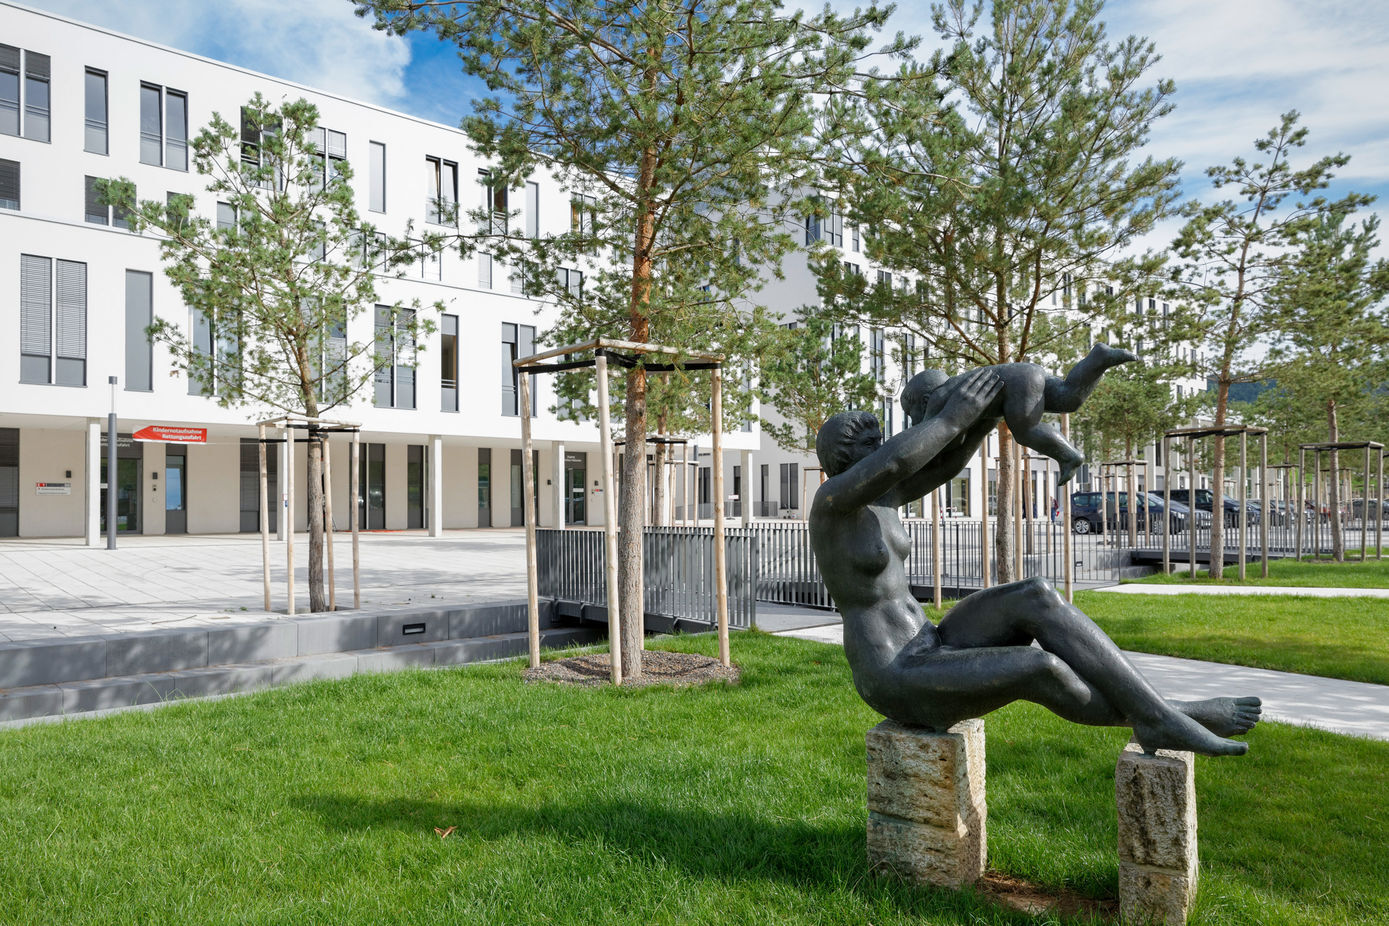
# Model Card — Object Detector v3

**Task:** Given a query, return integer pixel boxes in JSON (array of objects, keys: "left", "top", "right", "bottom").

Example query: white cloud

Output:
[{"left": 23, "top": 0, "right": 413, "bottom": 108}]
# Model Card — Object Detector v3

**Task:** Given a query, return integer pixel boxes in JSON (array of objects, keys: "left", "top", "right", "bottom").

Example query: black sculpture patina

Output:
[
  {"left": 900, "top": 343, "right": 1138, "bottom": 485},
  {"left": 809, "top": 364, "right": 1260, "bottom": 756}
]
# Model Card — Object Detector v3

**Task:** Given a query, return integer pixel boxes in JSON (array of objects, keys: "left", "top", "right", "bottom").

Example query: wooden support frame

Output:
[
  {"left": 254, "top": 415, "right": 362, "bottom": 615},
  {"left": 1297, "top": 440, "right": 1385, "bottom": 562},
  {"left": 513, "top": 338, "right": 730, "bottom": 684},
  {"left": 1165, "top": 424, "right": 1271, "bottom": 578}
]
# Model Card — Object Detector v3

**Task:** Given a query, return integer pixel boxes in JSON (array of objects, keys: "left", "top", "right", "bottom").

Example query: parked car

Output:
[
  {"left": 1351, "top": 499, "right": 1389, "bottom": 521},
  {"left": 1069, "top": 491, "right": 1206, "bottom": 535},
  {"left": 1166, "top": 488, "right": 1258, "bottom": 527}
]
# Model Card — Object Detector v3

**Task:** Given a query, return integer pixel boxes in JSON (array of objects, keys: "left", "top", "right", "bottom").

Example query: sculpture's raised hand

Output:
[{"left": 938, "top": 369, "right": 1002, "bottom": 430}]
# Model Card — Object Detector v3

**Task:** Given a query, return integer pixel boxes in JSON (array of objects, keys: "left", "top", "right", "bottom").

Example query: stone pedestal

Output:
[
  {"left": 1116, "top": 742, "right": 1198, "bottom": 924},
  {"left": 865, "top": 718, "right": 986, "bottom": 888}
]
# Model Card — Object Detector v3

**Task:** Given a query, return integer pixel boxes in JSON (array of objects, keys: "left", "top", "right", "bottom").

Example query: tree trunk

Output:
[
  {"left": 618, "top": 145, "right": 659, "bottom": 679},
  {"left": 307, "top": 433, "right": 326, "bottom": 611},
  {"left": 1328, "top": 399, "right": 1343, "bottom": 561},
  {"left": 995, "top": 423, "right": 1016, "bottom": 582}
]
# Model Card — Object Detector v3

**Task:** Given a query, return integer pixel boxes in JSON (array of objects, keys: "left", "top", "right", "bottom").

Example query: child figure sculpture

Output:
[{"left": 901, "top": 343, "right": 1137, "bottom": 485}]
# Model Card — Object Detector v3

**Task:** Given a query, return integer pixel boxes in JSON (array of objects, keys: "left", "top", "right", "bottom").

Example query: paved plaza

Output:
[{"left": 0, "top": 530, "right": 1385, "bottom": 741}]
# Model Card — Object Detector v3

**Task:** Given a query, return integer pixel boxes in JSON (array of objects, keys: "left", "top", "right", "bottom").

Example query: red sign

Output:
[{"left": 132, "top": 425, "right": 207, "bottom": 443}]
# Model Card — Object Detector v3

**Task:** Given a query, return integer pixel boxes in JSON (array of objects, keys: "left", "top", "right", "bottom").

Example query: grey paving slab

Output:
[
  {"left": 0, "top": 684, "right": 63, "bottom": 721},
  {"left": 354, "top": 644, "right": 438, "bottom": 673},
  {"left": 206, "top": 622, "right": 298, "bottom": 664},
  {"left": 59, "top": 675, "right": 176, "bottom": 714},
  {"left": 295, "top": 614, "right": 378, "bottom": 655},
  {"left": 0, "top": 637, "right": 108, "bottom": 687},
  {"left": 106, "top": 629, "right": 209, "bottom": 676},
  {"left": 270, "top": 653, "right": 359, "bottom": 686}
]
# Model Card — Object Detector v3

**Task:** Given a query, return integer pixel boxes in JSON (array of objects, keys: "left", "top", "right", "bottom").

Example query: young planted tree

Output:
[
  {"left": 101, "top": 96, "right": 431, "bottom": 612},
  {"left": 1260, "top": 213, "right": 1389, "bottom": 559},
  {"left": 359, "top": 0, "right": 902, "bottom": 676},
  {"left": 819, "top": 0, "right": 1180, "bottom": 581},
  {"left": 1168, "top": 111, "right": 1372, "bottom": 575}
]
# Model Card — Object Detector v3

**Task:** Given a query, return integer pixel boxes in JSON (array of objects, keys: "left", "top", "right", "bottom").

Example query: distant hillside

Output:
[{"left": 1211, "top": 379, "right": 1277, "bottom": 404}]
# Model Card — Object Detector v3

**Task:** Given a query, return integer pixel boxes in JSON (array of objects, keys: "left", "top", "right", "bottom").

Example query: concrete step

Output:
[{"left": 0, "top": 625, "right": 601, "bottom": 725}]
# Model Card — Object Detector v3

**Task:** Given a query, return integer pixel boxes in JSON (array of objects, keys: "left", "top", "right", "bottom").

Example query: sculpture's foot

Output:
[
  {"left": 1057, "top": 458, "right": 1081, "bottom": 486},
  {"left": 1171, "top": 696, "right": 1262, "bottom": 737},
  {"left": 1132, "top": 709, "right": 1249, "bottom": 757},
  {"left": 1091, "top": 342, "right": 1139, "bottom": 367}
]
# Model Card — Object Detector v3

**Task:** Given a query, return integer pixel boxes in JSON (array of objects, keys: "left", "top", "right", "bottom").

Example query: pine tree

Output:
[
  {"left": 358, "top": 0, "right": 904, "bottom": 675},
  {"left": 818, "top": 0, "right": 1179, "bottom": 581},
  {"left": 1168, "top": 111, "right": 1372, "bottom": 575},
  {"left": 100, "top": 96, "right": 432, "bottom": 612}
]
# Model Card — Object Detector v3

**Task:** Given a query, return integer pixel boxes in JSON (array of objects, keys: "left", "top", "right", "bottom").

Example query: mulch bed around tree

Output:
[
  {"left": 978, "top": 871, "right": 1119, "bottom": 920},
  {"left": 524, "top": 649, "right": 740, "bottom": 688}
]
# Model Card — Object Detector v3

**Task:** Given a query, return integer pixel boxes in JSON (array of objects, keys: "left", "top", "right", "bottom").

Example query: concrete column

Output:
[
  {"left": 552, "top": 441, "right": 565, "bottom": 528},
  {"left": 429, "top": 435, "right": 443, "bottom": 537},
  {"left": 740, "top": 449, "right": 754, "bottom": 526},
  {"left": 85, "top": 418, "right": 101, "bottom": 547}
]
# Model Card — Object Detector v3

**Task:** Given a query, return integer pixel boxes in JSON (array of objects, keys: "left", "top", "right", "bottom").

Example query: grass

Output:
[
  {"left": 1075, "top": 591, "right": 1389, "bottom": 685},
  {"left": 1, "top": 633, "right": 1386, "bottom": 925},
  {"left": 1129, "top": 553, "right": 1389, "bottom": 588}
]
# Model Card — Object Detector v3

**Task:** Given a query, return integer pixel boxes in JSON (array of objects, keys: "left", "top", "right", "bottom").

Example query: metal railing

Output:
[{"left": 536, "top": 527, "right": 756, "bottom": 630}]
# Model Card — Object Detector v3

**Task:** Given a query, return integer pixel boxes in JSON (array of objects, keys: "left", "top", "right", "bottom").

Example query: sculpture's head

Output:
[
  {"left": 900, "top": 369, "right": 950, "bottom": 425},
  {"left": 816, "top": 410, "right": 882, "bottom": 476}
]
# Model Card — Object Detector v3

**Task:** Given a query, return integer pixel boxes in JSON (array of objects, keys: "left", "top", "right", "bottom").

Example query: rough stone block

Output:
[
  {"left": 1116, "top": 742, "right": 1198, "bottom": 924},
  {"left": 865, "top": 719, "right": 986, "bottom": 888}
]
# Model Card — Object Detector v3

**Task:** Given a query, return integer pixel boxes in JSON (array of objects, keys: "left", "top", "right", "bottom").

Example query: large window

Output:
[
  {"left": 369, "top": 141, "right": 386, "bottom": 212},
  {"left": 312, "top": 127, "right": 347, "bottom": 188},
  {"left": 84, "top": 68, "right": 107, "bottom": 154},
  {"left": 501, "top": 322, "right": 536, "bottom": 417},
  {"left": 20, "top": 255, "right": 86, "bottom": 386},
  {"left": 570, "top": 193, "right": 596, "bottom": 239},
  {"left": 0, "top": 45, "right": 49, "bottom": 141},
  {"left": 141, "top": 83, "right": 187, "bottom": 169},
  {"left": 779, "top": 462, "right": 799, "bottom": 512},
  {"left": 481, "top": 169, "right": 507, "bottom": 234},
  {"left": 525, "top": 181, "right": 539, "bottom": 238},
  {"left": 84, "top": 176, "right": 132, "bottom": 228},
  {"left": 440, "top": 314, "right": 459, "bottom": 412},
  {"left": 557, "top": 267, "right": 583, "bottom": 298},
  {"left": 125, "top": 271, "right": 153, "bottom": 392},
  {"left": 0, "top": 158, "right": 17, "bottom": 210},
  {"left": 478, "top": 252, "right": 492, "bottom": 289},
  {"left": 425, "top": 155, "right": 457, "bottom": 225},
  {"left": 374, "top": 306, "right": 415, "bottom": 409}
]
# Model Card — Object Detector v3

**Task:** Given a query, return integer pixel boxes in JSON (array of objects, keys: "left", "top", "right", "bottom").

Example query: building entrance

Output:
[
  {"left": 165, "top": 445, "right": 187, "bottom": 533},
  {"left": 0, "top": 428, "right": 17, "bottom": 537},
  {"left": 100, "top": 457, "right": 142, "bottom": 534},
  {"left": 564, "top": 452, "right": 586, "bottom": 525}
]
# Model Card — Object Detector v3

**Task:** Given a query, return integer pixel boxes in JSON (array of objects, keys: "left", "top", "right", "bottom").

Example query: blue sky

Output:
[{"left": 23, "top": 0, "right": 1389, "bottom": 254}]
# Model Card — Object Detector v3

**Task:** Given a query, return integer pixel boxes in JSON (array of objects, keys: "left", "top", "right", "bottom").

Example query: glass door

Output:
[
  {"left": 165, "top": 447, "right": 187, "bottom": 533},
  {"left": 100, "top": 458, "right": 141, "bottom": 533},
  {"left": 564, "top": 453, "right": 586, "bottom": 525}
]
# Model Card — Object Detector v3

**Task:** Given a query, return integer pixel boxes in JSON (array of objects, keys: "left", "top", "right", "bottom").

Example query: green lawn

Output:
[
  {"left": 1075, "top": 591, "right": 1389, "bottom": 685},
  {"left": 1130, "top": 553, "right": 1389, "bottom": 588},
  {"left": 1, "top": 633, "right": 1385, "bottom": 925}
]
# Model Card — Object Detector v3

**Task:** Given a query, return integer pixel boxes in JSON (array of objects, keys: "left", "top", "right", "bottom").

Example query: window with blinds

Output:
[
  {"left": 84, "top": 68, "right": 107, "bottom": 154},
  {"left": 141, "top": 83, "right": 187, "bottom": 169},
  {"left": 0, "top": 158, "right": 17, "bottom": 210},
  {"left": 18, "top": 254, "right": 86, "bottom": 385},
  {"left": 84, "top": 176, "right": 132, "bottom": 228},
  {"left": 1, "top": 44, "right": 49, "bottom": 141}
]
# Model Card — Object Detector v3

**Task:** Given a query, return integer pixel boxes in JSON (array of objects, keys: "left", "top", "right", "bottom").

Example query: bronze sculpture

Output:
[{"left": 809, "top": 368, "right": 1260, "bottom": 756}]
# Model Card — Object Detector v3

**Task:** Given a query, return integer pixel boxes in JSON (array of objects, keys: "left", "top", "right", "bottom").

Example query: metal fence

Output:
[{"left": 536, "top": 527, "right": 757, "bottom": 630}]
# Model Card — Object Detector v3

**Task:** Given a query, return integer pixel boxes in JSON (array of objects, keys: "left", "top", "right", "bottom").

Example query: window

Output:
[
  {"left": 374, "top": 305, "right": 416, "bottom": 409},
  {"left": 557, "top": 267, "right": 583, "bottom": 298},
  {"left": 188, "top": 305, "right": 239, "bottom": 397},
  {"left": 478, "top": 252, "right": 492, "bottom": 289},
  {"left": 870, "top": 327, "right": 884, "bottom": 382},
  {"left": 425, "top": 155, "right": 457, "bottom": 225},
  {"left": 804, "top": 212, "right": 820, "bottom": 245},
  {"left": 0, "top": 158, "right": 17, "bottom": 210},
  {"left": 318, "top": 307, "right": 348, "bottom": 407},
  {"left": 20, "top": 255, "right": 86, "bottom": 386},
  {"left": 141, "top": 83, "right": 187, "bottom": 169},
  {"left": 441, "top": 314, "right": 459, "bottom": 412},
  {"left": 84, "top": 68, "right": 107, "bottom": 154},
  {"left": 825, "top": 210, "right": 843, "bottom": 247},
  {"left": 0, "top": 45, "right": 48, "bottom": 141},
  {"left": 125, "top": 271, "right": 153, "bottom": 392},
  {"left": 216, "top": 201, "right": 237, "bottom": 232},
  {"left": 570, "top": 193, "right": 596, "bottom": 240},
  {"left": 84, "top": 176, "right": 132, "bottom": 228},
  {"left": 312, "top": 127, "right": 347, "bottom": 188},
  {"left": 481, "top": 169, "right": 507, "bottom": 234},
  {"left": 779, "top": 462, "right": 798, "bottom": 511},
  {"left": 165, "top": 191, "right": 193, "bottom": 234},
  {"left": 851, "top": 224, "right": 860, "bottom": 252},
  {"left": 877, "top": 269, "right": 893, "bottom": 289},
  {"left": 369, "top": 141, "right": 386, "bottom": 212},
  {"left": 501, "top": 322, "right": 536, "bottom": 416},
  {"left": 525, "top": 181, "right": 539, "bottom": 238}
]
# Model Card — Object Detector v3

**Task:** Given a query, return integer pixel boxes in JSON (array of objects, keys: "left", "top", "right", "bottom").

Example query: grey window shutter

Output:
[
  {"left": 0, "top": 158, "right": 18, "bottom": 207},
  {"left": 0, "top": 45, "right": 19, "bottom": 72},
  {"left": 55, "top": 260, "right": 86, "bottom": 360},
  {"left": 24, "top": 51, "right": 49, "bottom": 79},
  {"left": 20, "top": 254, "right": 50, "bottom": 356},
  {"left": 84, "top": 175, "right": 106, "bottom": 223}
]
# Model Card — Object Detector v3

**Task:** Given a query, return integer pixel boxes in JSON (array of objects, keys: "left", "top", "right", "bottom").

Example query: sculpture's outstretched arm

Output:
[
  {"left": 818, "top": 371, "right": 1002, "bottom": 514},
  {"left": 881, "top": 414, "right": 999, "bottom": 509}
]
